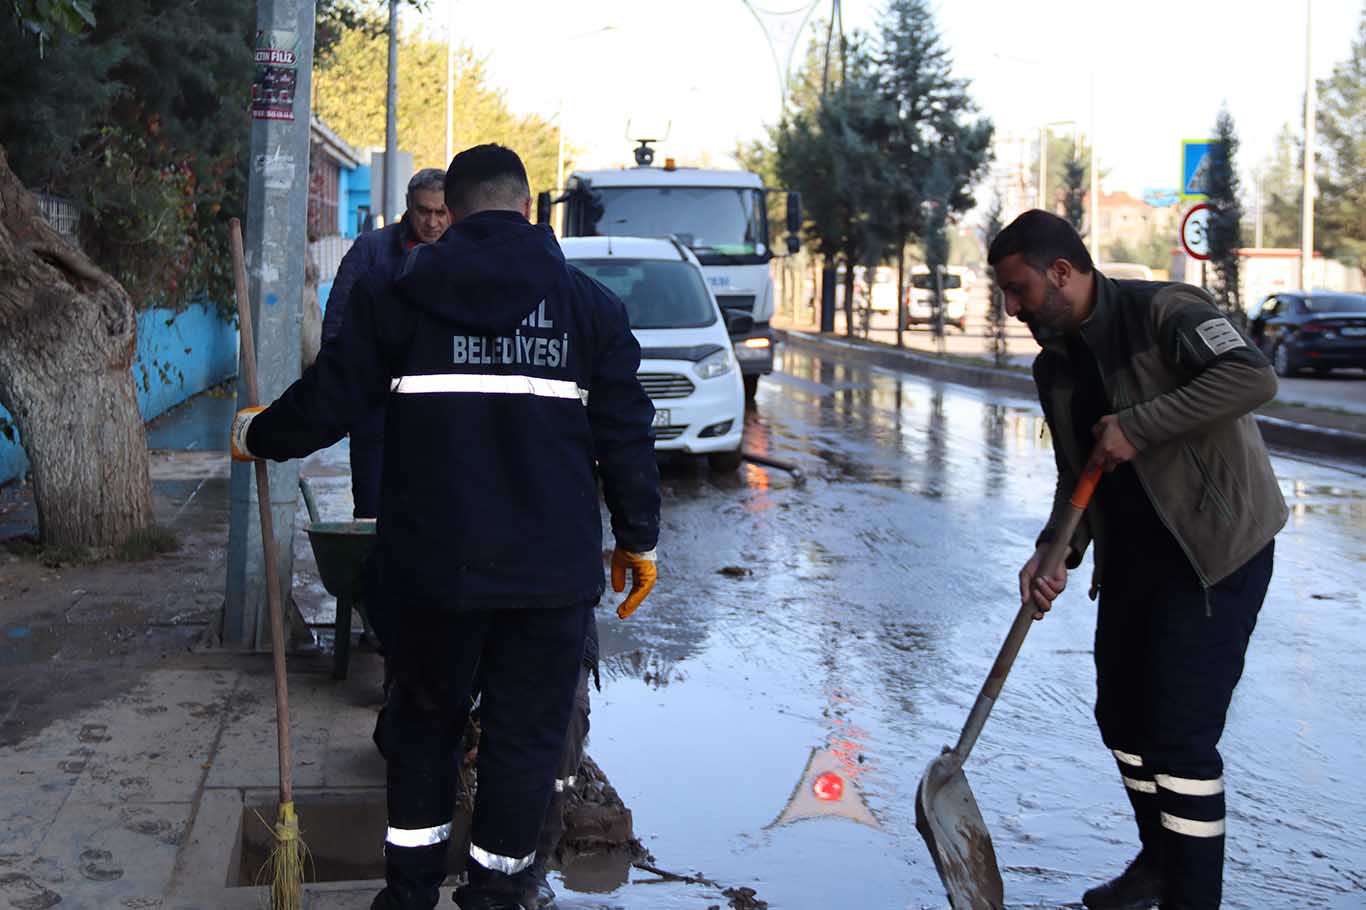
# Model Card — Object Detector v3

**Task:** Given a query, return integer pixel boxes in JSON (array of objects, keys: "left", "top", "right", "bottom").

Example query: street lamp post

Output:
[
  {"left": 382, "top": 0, "right": 399, "bottom": 224},
  {"left": 551, "top": 26, "right": 618, "bottom": 198},
  {"left": 1037, "top": 119, "right": 1077, "bottom": 211},
  {"left": 1300, "top": 0, "right": 1316, "bottom": 290},
  {"left": 445, "top": 3, "right": 455, "bottom": 166}
]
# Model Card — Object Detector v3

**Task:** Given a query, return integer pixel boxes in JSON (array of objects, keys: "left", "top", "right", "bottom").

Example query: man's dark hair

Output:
[
  {"left": 444, "top": 144, "right": 531, "bottom": 214},
  {"left": 987, "top": 209, "right": 1094, "bottom": 274},
  {"left": 407, "top": 167, "right": 447, "bottom": 201}
]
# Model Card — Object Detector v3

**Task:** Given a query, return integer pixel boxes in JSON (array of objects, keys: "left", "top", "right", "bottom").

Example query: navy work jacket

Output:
[{"left": 248, "top": 210, "right": 661, "bottom": 610}]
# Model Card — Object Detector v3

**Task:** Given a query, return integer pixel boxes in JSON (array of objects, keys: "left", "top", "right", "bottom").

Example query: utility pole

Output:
[
  {"left": 382, "top": 0, "right": 400, "bottom": 224},
  {"left": 1300, "top": 0, "right": 1316, "bottom": 290},
  {"left": 225, "top": 0, "right": 316, "bottom": 647},
  {"left": 445, "top": 8, "right": 454, "bottom": 166},
  {"left": 1254, "top": 169, "right": 1264, "bottom": 248},
  {"left": 1087, "top": 1, "right": 1100, "bottom": 260},
  {"left": 1038, "top": 126, "right": 1048, "bottom": 210}
]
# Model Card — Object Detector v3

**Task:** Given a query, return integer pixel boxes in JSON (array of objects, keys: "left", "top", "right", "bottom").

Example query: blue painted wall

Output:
[
  {"left": 0, "top": 302, "right": 238, "bottom": 487},
  {"left": 319, "top": 279, "right": 335, "bottom": 318},
  {"left": 346, "top": 163, "right": 372, "bottom": 237}
]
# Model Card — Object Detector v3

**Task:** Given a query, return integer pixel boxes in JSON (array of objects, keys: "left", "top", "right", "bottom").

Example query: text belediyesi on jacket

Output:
[{"left": 247, "top": 210, "right": 661, "bottom": 610}]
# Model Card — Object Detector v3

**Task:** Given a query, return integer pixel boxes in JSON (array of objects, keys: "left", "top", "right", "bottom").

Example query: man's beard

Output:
[{"left": 1029, "top": 281, "right": 1073, "bottom": 332}]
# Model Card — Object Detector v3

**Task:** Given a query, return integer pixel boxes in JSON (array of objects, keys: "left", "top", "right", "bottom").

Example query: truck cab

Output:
[{"left": 541, "top": 151, "right": 799, "bottom": 402}]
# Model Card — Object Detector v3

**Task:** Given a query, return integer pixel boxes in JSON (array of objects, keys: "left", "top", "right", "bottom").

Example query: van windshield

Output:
[
  {"left": 587, "top": 187, "right": 766, "bottom": 258},
  {"left": 573, "top": 259, "right": 718, "bottom": 329},
  {"left": 911, "top": 273, "right": 963, "bottom": 290}
]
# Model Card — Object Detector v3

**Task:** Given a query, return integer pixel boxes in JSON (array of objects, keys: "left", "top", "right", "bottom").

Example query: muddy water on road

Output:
[{"left": 579, "top": 347, "right": 1365, "bottom": 909}]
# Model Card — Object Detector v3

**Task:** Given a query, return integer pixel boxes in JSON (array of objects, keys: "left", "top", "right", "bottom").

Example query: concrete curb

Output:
[{"left": 777, "top": 329, "right": 1366, "bottom": 467}]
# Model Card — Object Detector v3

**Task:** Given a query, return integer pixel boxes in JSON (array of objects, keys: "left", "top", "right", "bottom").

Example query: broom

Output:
[{"left": 229, "top": 218, "right": 309, "bottom": 909}]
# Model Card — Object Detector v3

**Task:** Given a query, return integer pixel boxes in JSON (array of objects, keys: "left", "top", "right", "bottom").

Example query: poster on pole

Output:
[{"left": 251, "top": 31, "right": 300, "bottom": 121}]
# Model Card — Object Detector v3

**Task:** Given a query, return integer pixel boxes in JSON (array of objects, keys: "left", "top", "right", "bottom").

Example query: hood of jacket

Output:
[{"left": 394, "top": 210, "right": 568, "bottom": 335}]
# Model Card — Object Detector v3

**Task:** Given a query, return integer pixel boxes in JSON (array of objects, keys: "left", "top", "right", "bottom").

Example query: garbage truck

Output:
[{"left": 538, "top": 140, "right": 800, "bottom": 402}]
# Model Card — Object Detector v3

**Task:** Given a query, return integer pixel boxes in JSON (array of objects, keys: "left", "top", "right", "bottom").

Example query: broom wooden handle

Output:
[{"left": 230, "top": 218, "right": 295, "bottom": 806}]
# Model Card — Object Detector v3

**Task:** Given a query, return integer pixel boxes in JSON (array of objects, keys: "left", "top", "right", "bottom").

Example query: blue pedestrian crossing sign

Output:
[{"left": 1181, "top": 140, "right": 1216, "bottom": 200}]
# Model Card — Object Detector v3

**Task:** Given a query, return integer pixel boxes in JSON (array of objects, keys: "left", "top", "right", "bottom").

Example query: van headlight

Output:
[{"left": 695, "top": 348, "right": 734, "bottom": 380}]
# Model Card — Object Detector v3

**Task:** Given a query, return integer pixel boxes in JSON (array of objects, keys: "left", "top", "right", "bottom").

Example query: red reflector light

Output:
[{"left": 812, "top": 771, "right": 844, "bottom": 801}]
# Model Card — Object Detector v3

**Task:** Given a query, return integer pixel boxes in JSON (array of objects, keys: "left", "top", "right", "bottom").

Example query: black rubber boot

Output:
[
  {"left": 521, "top": 859, "right": 556, "bottom": 909},
  {"left": 1082, "top": 850, "right": 1163, "bottom": 910},
  {"left": 451, "top": 884, "right": 525, "bottom": 910}
]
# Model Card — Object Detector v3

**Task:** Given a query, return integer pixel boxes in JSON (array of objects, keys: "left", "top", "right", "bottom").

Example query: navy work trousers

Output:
[
  {"left": 1094, "top": 540, "right": 1274, "bottom": 910},
  {"left": 373, "top": 602, "right": 592, "bottom": 910}
]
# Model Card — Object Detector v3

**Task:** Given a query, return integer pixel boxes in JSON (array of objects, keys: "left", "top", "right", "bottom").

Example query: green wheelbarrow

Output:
[{"left": 298, "top": 476, "right": 377, "bottom": 680}]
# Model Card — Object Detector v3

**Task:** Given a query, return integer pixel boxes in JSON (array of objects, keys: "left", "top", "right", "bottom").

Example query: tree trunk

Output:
[
  {"left": 819, "top": 261, "right": 837, "bottom": 333},
  {"left": 0, "top": 146, "right": 152, "bottom": 548},
  {"left": 841, "top": 258, "right": 856, "bottom": 337},
  {"left": 895, "top": 237, "right": 906, "bottom": 349}
]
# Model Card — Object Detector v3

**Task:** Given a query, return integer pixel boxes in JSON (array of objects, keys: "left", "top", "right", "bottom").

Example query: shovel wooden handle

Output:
[
  {"left": 949, "top": 462, "right": 1103, "bottom": 763},
  {"left": 230, "top": 218, "right": 295, "bottom": 806}
]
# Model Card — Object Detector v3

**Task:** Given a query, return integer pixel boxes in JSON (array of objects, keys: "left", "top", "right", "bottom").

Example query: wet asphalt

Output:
[
  {"left": 18, "top": 343, "right": 1355, "bottom": 909},
  {"left": 536, "top": 344, "right": 1363, "bottom": 909}
]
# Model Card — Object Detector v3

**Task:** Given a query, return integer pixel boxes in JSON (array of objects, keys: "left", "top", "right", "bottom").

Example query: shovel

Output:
[{"left": 916, "top": 463, "right": 1102, "bottom": 909}]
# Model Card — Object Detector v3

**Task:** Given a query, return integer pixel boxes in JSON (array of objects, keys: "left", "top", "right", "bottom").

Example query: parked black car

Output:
[{"left": 1247, "top": 291, "right": 1366, "bottom": 377}]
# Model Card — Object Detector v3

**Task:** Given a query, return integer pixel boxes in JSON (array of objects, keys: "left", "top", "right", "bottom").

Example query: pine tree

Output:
[
  {"left": 1207, "top": 106, "right": 1244, "bottom": 322},
  {"left": 1256, "top": 123, "right": 1302, "bottom": 249},
  {"left": 1315, "top": 5, "right": 1366, "bottom": 278},
  {"left": 982, "top": 192, "right": 1008, "bottom": 367},
  {"left": 876, "top": 0, "right": 992, "bottom": 345},
  {"left": 922, "top": 159, "right": 950, "bottom": 348},
  {"left": 1062, "top": 150, "right": 1086, "bottom": 233}
]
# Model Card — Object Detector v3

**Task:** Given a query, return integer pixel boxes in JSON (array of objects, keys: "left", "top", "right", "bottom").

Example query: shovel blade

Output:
[{"left": 915, "top": 752, "right": 1004, "bottom": 910}]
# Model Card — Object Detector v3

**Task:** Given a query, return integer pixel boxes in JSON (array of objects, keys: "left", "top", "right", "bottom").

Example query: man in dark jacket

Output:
[
  {"left": 231, "top": 144, "right": 661, "bottom": 910},
  {"left": 990, "top": 210, "right": 1286, "bottom": 910},
  {"left": 322, "top": 167, "right": 450, "bottom": 519}
]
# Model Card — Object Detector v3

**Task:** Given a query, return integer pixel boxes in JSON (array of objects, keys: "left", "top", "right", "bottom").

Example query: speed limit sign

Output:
[{"left": 1181, "top": 203, "right": 1212, "bottom": 261}]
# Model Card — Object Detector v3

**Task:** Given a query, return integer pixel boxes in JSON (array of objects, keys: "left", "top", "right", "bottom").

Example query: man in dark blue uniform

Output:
[
  {"left": 322, "top": 167, "right": 448, "bottom": 655},
  {"left": 231, "top": 144, "right": 661, "bottom": 910},
  {"left": 322, "top": 167, "right": 449, "bottom": 520}
]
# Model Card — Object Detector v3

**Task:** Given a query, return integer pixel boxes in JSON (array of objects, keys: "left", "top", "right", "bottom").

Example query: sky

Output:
[{"left": 423, "top": 0, "right": 1362, "bottom": 196}]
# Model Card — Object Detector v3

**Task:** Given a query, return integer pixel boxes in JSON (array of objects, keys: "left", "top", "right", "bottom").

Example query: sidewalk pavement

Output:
[
  {"left": 0, "top": 430, "right": 661, "bottom": 909},
  {"left": 774, "top": 315, "right": 1366, "bottom": 468},
  {"left": 0, "top": 441, "right": 418, "bottom": 910}
]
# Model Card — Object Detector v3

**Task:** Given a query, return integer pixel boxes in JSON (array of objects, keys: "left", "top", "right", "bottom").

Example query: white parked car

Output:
[
  {"left": 561, "top": 236, "right": 746, "bottom": 472},
  {"left": 907, "top": 265, "right": 972, "bottom": 332}
]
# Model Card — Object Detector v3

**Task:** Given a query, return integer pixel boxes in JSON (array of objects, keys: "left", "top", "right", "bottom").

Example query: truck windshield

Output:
[
  {"left": 572, "top": 259, "right": 718, "bottom": 329},
  {"left": 587, "top": 187, "right": 766, "bottom": 257}
]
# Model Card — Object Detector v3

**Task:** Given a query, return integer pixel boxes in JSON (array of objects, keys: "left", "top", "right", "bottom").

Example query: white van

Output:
[
  {"left": 907, "top": 265, "right": 973, "bottom": 332},
  {"left": 560, "top": 236, "right": 746, "bottom": 472},
  {"left": 867, "top": 266, "right": 899, "bottom": 314}
]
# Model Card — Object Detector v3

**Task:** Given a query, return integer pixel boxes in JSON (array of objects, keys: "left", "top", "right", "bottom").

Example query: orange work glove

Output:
[
  {"left": 229, "top": 406, "right": 266, "bottom": 462},
  {"left": 611, "top": 547, "right": 657, "bottom": 619}
]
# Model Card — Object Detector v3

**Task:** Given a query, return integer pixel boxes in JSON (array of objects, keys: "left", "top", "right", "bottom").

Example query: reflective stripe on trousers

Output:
[
  {"left": 469, "top": 841, "right": 536, "bottom": 875},
  {"left": 385, "top": 822, "right": 452, "bottom": 848}
]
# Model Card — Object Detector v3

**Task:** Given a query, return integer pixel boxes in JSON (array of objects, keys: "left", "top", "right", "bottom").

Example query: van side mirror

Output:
[
  {"left": 786, "top": 191, "right": 801, "bottom": 235},
  {"left": 726, "top": 312, "right": 755, "bottom": 335},
  {"left": 536, "top": 191, "right": 552, "bottom": 226},
  {"left": 786, "top": 235, "right": 800, "bottom": 255}
]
